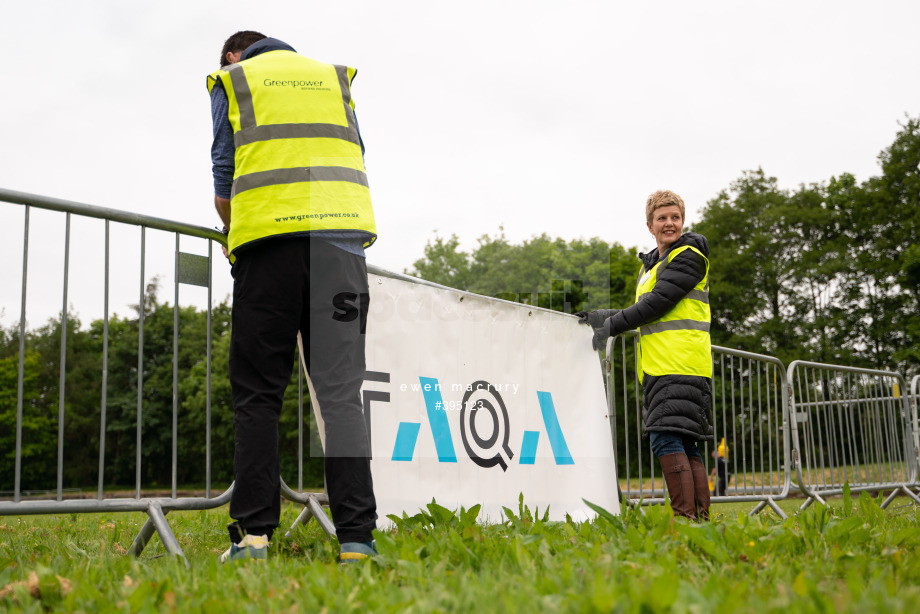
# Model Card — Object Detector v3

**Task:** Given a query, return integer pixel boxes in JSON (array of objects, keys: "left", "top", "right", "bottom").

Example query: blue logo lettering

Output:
[{"left": 391, "top": 377, "right": 573, "bottom": 469}]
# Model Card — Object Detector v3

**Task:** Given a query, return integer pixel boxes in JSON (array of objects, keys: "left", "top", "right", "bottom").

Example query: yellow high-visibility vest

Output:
[
  {"left": 635, "top": 245, "right": 712, "bottom": 384},
  {"left": 207, "top": 50, "right": 376, "bottom": 254}
]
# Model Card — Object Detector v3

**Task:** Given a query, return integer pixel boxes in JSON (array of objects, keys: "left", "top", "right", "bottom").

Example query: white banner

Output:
[{"left": 310, "top": 272, "right": 620, "bottom": 524}]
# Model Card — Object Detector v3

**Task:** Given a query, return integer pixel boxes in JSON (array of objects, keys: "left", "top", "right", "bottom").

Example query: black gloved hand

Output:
[
  {"left": 591, "top": 318, "right": 615, "bottom": 351},
  {"left": 575, "top": 309, "right": 620, "bottom": 328}
]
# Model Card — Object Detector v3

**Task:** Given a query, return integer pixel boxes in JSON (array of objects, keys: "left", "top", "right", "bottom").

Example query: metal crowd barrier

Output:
[
  {"left": 0, "top": 188, "right": 330, "bottom": 564},
  {"left": 606, "top": 332, "right": 791, "bottom": 517},
  {"left": 786, "top": 361, "right": 920, "bottom": 509},
  {"left": 912, "top": 375, "right": 920, "bottom": 494},
  {"left": 606, "top": 326, "right": 920, "bottom": 517},
  {"left": 3, "top": 187, "right": 919, "bottom": 557}
]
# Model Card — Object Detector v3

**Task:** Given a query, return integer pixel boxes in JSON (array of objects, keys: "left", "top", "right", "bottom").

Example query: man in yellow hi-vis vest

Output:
[
  {"left": 710, "top": 438, "right": 730, "bottom": 496},
  {"left": 208, "top": 31, "right": 377, "bottom": 562},
  {"left": 577, "top": 190, "right": 713, "bottom": 520}
]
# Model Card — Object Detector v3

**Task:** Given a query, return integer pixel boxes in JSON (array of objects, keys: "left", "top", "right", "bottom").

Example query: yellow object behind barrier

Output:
[{"left": 718, "top": 437, "right": 728, "bottom": 459}]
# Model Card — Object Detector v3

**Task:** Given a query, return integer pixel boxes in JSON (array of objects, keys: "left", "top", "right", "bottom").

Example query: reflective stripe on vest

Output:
[
  {"left": 635, "top": 244, "right": 712, "bottom": 383},
  {"left": 207, "top": 52, "right": 376, "bottom": 254}
]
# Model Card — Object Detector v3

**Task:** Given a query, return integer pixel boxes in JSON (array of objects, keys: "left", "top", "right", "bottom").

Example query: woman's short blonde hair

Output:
[{"left": 645, "top": 190, "right": 685, "bottom": 223}]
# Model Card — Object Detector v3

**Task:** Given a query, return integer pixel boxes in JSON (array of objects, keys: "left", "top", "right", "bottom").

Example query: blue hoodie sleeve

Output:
[{"left": 210, "top": 80, "right": 235, "bottom": 199}]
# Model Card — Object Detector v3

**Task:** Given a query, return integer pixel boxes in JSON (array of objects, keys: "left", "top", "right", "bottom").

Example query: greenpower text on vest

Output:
[
  {"left": 275, "top": 212, "right": 360, "bottom": 222},
  {"left": 263, "top": 78, "right": 327, "bottom": 88}
]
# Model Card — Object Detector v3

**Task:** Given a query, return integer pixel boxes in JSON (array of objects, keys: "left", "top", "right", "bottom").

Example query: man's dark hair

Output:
[{"left": 220, "top": 31, "right": 267, "bottom": 67}]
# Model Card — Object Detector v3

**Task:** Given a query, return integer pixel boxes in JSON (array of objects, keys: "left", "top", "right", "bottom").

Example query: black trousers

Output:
[{"left": 228, "top": 236, "right": 377, "bottom": 543}]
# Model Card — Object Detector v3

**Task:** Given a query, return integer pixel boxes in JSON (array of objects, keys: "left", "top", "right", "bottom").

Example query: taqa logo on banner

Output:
[{"left": 363, "top": 374, "right": 573, "bottom": 471}]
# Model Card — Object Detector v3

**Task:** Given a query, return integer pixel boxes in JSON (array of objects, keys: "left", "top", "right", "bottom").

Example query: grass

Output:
[{"left": 1, "top": 490, "right": 919, "bottom": 613}]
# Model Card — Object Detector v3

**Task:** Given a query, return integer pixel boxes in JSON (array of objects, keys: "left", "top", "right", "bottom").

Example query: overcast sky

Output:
[{"left": 2, "top": 0, "right": 918, "bottom": 326}]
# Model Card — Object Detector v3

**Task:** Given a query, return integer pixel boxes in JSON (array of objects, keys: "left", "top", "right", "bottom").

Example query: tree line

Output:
[
  {"left": 1, "top": 118, "right": 917, "bottom": 490},
  {"left": 0, "top": 280, "right": 322, "bottom": 493}
]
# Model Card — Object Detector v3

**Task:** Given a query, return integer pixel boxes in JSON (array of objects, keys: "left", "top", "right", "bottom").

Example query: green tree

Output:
[
  {"left": 0, "top": 313, "right": 90, "bottom": 491},
  {"left": 0, "top": 345, "right": 51, "bottom": 491},
  {"left": 691, "top": 169, "right": 807, "bottom": 362},
  {"left": 1, "top": 276, "right": 328, "bottom": 493},
  {"left": 847, "top": 117, "right": 920, "bottom": 372},
  {"left": 407, "top": 230, "right": 638, "bottom": 312},
  {"left": 693, "top": 116, "right": 920, "bottom": 375},
  {"left": 407, "top": 234, "right": 474, "bottom": 289}
]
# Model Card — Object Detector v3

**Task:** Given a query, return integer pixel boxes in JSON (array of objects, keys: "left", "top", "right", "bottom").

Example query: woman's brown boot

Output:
[
  {"left": 659, "top": 452, "right": 695, "bottom": 519},
  {"left": 688, "top": 454, "right": 711, "bottom": 521}
]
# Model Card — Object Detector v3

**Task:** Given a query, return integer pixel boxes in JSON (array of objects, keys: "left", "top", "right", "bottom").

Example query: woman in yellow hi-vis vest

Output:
[{"left": 577, "top": 190, "right": 713, "bottom": 520}]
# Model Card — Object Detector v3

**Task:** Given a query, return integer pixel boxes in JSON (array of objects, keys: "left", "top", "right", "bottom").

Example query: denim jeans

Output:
[{"left": 649, "top": 431, "right": 703, "bottom": 462}]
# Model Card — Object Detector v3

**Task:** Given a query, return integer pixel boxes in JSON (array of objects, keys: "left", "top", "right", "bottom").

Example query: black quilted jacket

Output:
[{"left": 607, "top": 232, "right": 713, "bottom": 440}]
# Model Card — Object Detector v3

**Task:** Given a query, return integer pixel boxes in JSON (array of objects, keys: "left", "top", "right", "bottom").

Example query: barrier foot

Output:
[
  {"left": 881, "top": 488, "right": 900, "bottom": 509},
  {"left": 796, "top": 481, "right": 826, "bottom": 512},
  {"left": 748, "top": 499, "right": 786, "bottom": 519},
  {"left": 798, "top": 493, "right": 826, "bottom": 512},
  {"left": 279, "top": 479, "right": 336, "bottom": 540},
  {"left": 128, "top": 517, "right": 157, "bottom": 558},
  {"left": 126, "top": 503, "right": 188, "bottom": 566},
  {"left": 284, "top": 505, "right": 315, "bottom": 539},
  {"left": 764, "top": 498, "right": 787, "bottom": 520},
  {"left": 148, "top": 503, "right": 188, "bottom": 567},
  {"left": 903, "top": 487, "right": 920, "bottom": 506},
  {"left": 884, "top": 486, "right": 920, "bottom": 507},
  {"left": 306, "top": 494, "right": 337, "bottom": 537},
  {"left": 283, "top": 495, "right": 336, "bottom": 539}
]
